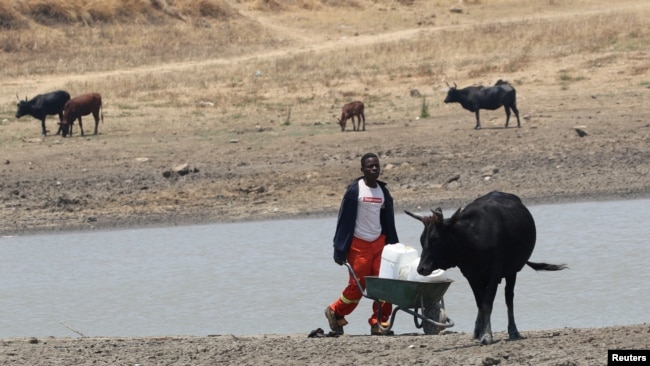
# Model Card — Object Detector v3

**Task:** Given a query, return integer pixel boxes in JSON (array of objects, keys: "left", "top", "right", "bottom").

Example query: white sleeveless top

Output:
[{"left": 354, "top": 179, "right": 385, "bottom": 242}]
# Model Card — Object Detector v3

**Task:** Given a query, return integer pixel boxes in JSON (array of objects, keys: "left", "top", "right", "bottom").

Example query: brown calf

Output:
[
  {"left": 338, "top": 101, "right": 365, "bottom": 132},
  {"left": 61, "top": 93, "right": 103, "bottom": 137}
]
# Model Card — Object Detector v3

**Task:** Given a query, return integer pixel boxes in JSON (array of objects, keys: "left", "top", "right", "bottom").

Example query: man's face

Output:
[{"left": 361, "top": 157, "right": 380, "bottom": 180}]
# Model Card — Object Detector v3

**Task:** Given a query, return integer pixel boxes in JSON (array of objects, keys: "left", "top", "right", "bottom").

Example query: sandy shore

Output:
[{"left": 1, "top": 325, "right": 648, "bottom": 365}]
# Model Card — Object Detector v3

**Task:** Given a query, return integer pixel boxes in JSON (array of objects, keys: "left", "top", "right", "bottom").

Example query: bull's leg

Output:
[
  {"left": 40, "top": 118, "right": 47, "bottom": 136},
  {"left": 505, "top": 273, "right": 524, "bottom": 340},
  {"left": 352, "top": 116, "right": 358, "bottom": 131},
  {"left": 55, "top": 112, "right": 64, "bottom": 135},
  {"left": 361, "top": 112, "right": 365, "bottom": 131},
  {"left": 504, "top": 106, "right": 511, "bottom": 128},
  {"left": 78, "top": 117, "right": 85, "bottom": 136},
  {"left": 474, "top": 111, "right": 481, "bottom": 130},
  {"left": 92, "top": 111, "right": 100, "bottom": 135},
  {"left": 511, "top": 104, "right": 521, "bottom": 128},
  {"left": 476, "top": 281, "right": 499, "bottom": 345},
  {"left": 473, "top": 309, "right": 494, "bottom": 344},
  {"left": 468, "top": 281, "right": 486, "bottom": 340},
  {"left": 473, "top": 307, "right": 485, "bottom": 339}
]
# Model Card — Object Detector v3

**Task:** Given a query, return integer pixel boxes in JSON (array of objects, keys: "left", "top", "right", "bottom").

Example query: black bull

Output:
[
  {"left": 405, "top": 191, "right": 567, "bottom": 345},
  {"left": 444, "top": 80, "right": 521, "bottom": 130},
  {"left": 15, "top": 90, "right": 71, "bottom": 136}
]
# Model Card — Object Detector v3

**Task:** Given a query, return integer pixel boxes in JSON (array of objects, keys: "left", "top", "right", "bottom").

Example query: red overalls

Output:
[{"left": 329, "top": 234, "right": 392, "bottom": 326}]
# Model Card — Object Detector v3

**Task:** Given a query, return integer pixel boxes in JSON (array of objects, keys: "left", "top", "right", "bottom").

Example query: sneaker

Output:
[
  {"left": 325, "top": 307, "right": 347, "bottom": 335},
  {"left": 370, "top": 322, "right": 394, "bottom": 336}
]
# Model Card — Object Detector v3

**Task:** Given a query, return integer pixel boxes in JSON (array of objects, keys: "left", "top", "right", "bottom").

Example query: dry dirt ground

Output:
[
  {"left": 1, "top": 325, "right": 648, "bottom": 365},
  {"left": 2, "top": 76, "right": 649, "bottom": 236}
]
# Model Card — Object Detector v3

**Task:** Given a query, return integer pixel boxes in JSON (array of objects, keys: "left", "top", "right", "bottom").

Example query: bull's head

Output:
[
  {"left": 338, "top": 117, "right": 346, "bottom": 131},
  {"left": 15, "top": 96, "right": 29, "bottom": 118},
  {"left": 444, "top": 82, "right": 459, "bottom": 104},
  {"left": 405, "top": 207, "right": 461, "bottom": 275},
  {"left": 59, "top": 122, "right": 69, "bottom": 137}
]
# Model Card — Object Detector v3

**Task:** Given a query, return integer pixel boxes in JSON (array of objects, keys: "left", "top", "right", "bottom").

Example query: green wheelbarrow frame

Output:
[{"left": 344, "top": 262, "right": 455, "bottom": 335}]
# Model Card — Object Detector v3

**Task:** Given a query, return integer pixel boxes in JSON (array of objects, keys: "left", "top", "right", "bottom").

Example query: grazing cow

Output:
[
  {"left": 405, "top": 191, "right": 566, "bottom": 345},
  {"left": 15, "top": 90, "right": 71, "bottom": 136},
  {"left": 444, "top": 80, "right": 521, "bottom": 130},
  {"left": 338, "top": 101, "right": 365, "bottom": 132},
  {"left": 61, "top": 93, "right": 103, "bottom": 137}
]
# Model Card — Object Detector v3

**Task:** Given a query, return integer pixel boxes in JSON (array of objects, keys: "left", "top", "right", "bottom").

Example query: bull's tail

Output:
[{"left": 526, "top": 261, "right": 568, "bottom": 271}]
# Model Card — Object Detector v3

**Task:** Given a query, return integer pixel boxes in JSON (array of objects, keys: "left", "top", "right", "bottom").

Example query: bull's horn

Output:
[
  {"left": 404, "top": 210, "right": 423, "bottom": 222},
  {"left": 453, "top": 82, "right": 457, "bottom": 88},
  {"left": 405, "top": 210, "right": 440, "bottom": 225},
  {"left": 445, "top": 81, "right": 450, "bottom": 88}
]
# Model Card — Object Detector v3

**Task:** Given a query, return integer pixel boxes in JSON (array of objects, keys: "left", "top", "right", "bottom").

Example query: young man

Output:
[{"left": 325, "top": 152, "right": 400, "bottom": 336}]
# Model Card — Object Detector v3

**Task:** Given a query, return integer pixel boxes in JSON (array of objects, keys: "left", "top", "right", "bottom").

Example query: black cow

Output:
[
  {"left": 61, "top": 93, "right": 103, "bottom": 137},
  {"left": 15, "top": 90, "right": 71, "bottom": 136},
  {"left": 444, "top": 80, "right": 521, "bottom": 130},
  {"left": 405, "top": 191, "right": 566, "bottom": 345}
]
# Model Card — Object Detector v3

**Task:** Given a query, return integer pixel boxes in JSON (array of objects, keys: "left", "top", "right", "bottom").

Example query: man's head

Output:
[
  {"left": 360, "top": 153, "right": 380, "bottom": 186},
  {"left": 360, "top": 153, "right": 378, "bottom": 167}
]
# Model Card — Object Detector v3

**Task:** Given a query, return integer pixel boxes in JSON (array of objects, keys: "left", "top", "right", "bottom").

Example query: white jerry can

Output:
[{"left": 378, "top": 243, "right": 419, "bottom": 280}]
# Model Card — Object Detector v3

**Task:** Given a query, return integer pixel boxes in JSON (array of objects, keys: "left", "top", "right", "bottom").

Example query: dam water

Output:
[{"left": 1, "top": 199, "right": 648, "bottom": 338}]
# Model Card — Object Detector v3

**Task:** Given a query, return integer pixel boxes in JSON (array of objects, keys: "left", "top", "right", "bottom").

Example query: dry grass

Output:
[{"left": 1, "top": 0, "right": 649, "bottom": 147}]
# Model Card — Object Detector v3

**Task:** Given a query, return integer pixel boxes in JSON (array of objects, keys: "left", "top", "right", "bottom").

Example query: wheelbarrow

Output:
[{"left": 344, "top": 262, "right": 455, "bottom": 335}]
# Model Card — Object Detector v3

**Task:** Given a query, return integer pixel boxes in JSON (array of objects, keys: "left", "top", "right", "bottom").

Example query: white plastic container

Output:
[
  {"left": 407, "top": 257, "right": 449, "bottom": 282},
  {"left": 378, "top": 243, "right": 419, "bottom": 280}
]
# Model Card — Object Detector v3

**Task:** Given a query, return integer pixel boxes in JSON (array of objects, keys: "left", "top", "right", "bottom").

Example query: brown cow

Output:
[
  {"left": 61, "top": 93, "right": 103, "bottom": 137},
  {"left": 338, "top": 101, "right": 365, "bottom": 132}
]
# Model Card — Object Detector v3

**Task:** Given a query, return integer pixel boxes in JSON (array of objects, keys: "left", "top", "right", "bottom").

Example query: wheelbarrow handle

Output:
[
  {"left": 344, "top": 262, "right": 397, "bottom": 332},
  {"left": 344, "top": 262, "right": 367, "bottom": 297}
]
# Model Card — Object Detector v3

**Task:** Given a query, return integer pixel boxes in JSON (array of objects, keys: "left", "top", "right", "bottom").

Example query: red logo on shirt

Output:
[{"left": 362, "top": 197, "right": 383, "bottom": 203}]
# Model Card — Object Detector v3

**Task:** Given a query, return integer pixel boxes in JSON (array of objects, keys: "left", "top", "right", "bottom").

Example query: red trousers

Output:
[{"left": 329, "top": 234, "right": 392, "bottom": 326}]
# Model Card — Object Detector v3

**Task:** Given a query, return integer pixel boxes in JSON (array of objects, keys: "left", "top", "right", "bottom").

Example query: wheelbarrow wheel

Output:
[{"left": 423, "top": 301, "right": 447, "bottom": 335}]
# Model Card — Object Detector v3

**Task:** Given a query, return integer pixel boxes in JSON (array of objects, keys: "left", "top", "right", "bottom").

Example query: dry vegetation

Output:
[
  {"left": 1, "top": 0, "right": 649, "bottom": 234},
  {"left": 2, "top": 0, "right": 646, "bottom": 125}
]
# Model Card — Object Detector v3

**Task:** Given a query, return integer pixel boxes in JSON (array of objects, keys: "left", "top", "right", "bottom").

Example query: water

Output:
[{"left": 1, "top": 199, "right": 648, "bottom": 338}]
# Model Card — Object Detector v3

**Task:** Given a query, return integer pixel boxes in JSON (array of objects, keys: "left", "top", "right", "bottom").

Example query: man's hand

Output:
[{"left": 334, "top": 257, "right": 346, "bottom": 266}]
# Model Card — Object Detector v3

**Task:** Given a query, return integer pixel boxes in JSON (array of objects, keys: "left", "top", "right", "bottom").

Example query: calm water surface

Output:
[{"left": 1, "top": 199, "right": 648, "bottom": 338}]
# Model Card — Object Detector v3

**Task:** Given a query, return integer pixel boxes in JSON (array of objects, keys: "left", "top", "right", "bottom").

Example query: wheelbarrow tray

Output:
[{"left": 364, "top": 276, "right": 453, "bottom": 309}]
